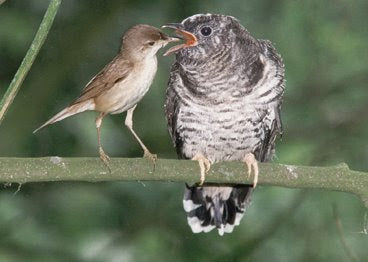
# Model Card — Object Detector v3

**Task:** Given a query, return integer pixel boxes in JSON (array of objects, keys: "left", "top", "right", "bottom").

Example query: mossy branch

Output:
[
  {"left": 0, "top": 157, "right": 367, "bottom": 208},
  {"left": 0, "top": 0, "right": 61, "bottom": 125}
]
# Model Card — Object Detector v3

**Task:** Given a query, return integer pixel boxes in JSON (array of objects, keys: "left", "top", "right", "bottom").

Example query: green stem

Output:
[{"left": 0, "top": 0, "right": 62, "bottom": 125}]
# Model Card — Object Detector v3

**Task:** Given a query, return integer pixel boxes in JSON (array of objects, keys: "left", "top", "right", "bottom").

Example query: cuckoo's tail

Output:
[
  {"left": 183, "top": 184, "right": 253, "bottom": 236},
  {"left": 33, "top": 100, "right": 95, "bottom": 133}
]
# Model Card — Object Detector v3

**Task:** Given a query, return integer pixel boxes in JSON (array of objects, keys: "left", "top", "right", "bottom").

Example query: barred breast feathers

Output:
[
  {"left": 164, "top": 14, "right": 286, "bottom": 236},
  {"left": 171, "top": 42, "right": 284, "bottom": 109}
]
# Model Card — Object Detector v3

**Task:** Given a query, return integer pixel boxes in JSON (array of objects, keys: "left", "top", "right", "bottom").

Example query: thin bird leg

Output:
[
  {"left": 192, "top": 153, "right": 211, "bottom": 186},
  {"left": 96, "top": 112, "right": 111, "bottom": 168},
  {"left": 125, "top": 105, "right": 157, "bottom": 166},
  {"left": 243, "top": 153, "right": 259, "bottom": 188}
]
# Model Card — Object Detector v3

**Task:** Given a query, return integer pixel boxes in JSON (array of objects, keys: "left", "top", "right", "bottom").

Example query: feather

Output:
[{"left": 33, "top": 100, "right": 95, "bottom": 133}]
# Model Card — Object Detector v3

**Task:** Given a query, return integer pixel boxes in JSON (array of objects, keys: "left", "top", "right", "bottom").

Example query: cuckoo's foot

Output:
[
  {"left": 143, "top": 149, "right": 157, "bottom": 170},
  {"left": 192, "top": 153, "right": 211, "bottom": 186},
  {"left": 99, "top": 147, "right": 111, "bottom": 172},
  {"left": 243, "top": 153, "right": 259, "bottom": 188}
]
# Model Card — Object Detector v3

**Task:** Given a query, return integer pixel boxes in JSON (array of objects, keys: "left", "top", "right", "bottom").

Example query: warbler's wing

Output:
[{"left": 73, "top": 55, "right": 134, "bottom": 104}]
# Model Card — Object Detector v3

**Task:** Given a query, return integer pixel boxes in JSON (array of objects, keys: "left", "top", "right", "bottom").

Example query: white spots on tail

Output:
[
  {"left": 187, "top": 216, "right": 243, "bottom": 236},
  {"left": 234, "top": 212, "right": 244, "bottom": 226},
  {"left": 184, "top": 186, "right": 246, "bottom": 236},
  {"left": 218, "top": 212, "right": 245, "bottom": 235},
  {"left": 223, "top": 224, "right": 235, "bottom": 234},
  {"left": 218, "top": 225, "right": 225, "bottom": 236},
  {"left": 187, "top": 216, "right": 215, "bottom": 233},
  {"left": 183, "top": 199, "right": 201, "bottom": 212}
]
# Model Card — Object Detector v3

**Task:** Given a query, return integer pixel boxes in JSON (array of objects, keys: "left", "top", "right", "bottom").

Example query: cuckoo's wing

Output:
[
  {"left": 255, "top": 39, "right": 285, "bottom": 162},
  {"left": 255, "top": 105, "right": 283, "bottom": 162},
  {"left": 72, "top": 55, "right": 134, "bottom": 105},
  {"left": 164, "top": 62, "right": 185, "bottom": 158}
]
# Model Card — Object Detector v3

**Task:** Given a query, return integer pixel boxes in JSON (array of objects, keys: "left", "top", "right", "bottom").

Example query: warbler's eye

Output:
[
  {"left": 148, "top": 41, "right": 155, "bottom": 46},
  {"left": 200, "top": 26, "right": 212, "bottom": 36}
]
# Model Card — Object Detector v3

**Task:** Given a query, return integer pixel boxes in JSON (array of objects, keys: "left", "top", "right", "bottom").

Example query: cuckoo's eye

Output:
[{"left": 200, "top": 26, "right": 212, "bottom": 36}]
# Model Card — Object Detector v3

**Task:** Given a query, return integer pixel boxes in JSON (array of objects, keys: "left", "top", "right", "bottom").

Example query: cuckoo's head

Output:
[{"left": 162, "top": 14, "right": 260, "bottom": 64}]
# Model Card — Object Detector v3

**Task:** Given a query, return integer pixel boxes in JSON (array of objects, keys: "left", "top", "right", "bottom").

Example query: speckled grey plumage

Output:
[{"left": 165, "top": 14, "right": 285, "bottom": 235}]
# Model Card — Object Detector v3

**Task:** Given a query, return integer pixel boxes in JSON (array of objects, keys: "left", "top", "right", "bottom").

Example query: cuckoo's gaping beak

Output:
[{"left": 162, "top": 23, "right": 198, "bottom": 56}]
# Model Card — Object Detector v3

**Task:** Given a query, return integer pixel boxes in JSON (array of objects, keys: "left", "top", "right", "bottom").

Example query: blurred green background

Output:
[{"left": 1, "top": 0, "right": 368, "bottom": 261}]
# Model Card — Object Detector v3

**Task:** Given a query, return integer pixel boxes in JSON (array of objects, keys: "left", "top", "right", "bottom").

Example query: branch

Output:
[
  {"left": 0, "top": 0, "right": 61, "bottom": 125},
  {"left": 0, "top": 157, "right": 367, "bottom": 208}
]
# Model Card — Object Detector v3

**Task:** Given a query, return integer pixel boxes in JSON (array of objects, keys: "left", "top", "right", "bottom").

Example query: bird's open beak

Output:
[
  {"left": 162, "top": 23, "right": 198, "bottom": 56},
  {"left": 160, "top": 31, "right": 180, "bottom": 43},
  {"left": 167, "top": 37, "right": 181, "bottom": 42},
  {"left": 159, "top": 31, "right": 180, "bottom": 47}
]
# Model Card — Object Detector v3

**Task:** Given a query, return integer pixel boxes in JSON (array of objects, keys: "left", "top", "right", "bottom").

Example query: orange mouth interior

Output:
[{"left": 163, "top": 29, "right": 198, "bottom": 56}]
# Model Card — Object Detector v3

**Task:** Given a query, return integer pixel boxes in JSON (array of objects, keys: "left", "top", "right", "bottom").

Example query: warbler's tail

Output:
[
  {"left": 33, "top": 100, "right": 95, "bottom": 133},
  {"left": 183, "top": 184, "right": 253, "bottom": 236}
]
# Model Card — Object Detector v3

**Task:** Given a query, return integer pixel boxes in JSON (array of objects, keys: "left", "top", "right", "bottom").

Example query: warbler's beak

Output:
[
  {"left": 167, "top": 36, "right": 181, "bottom": 42},
  {"left": 162, "top": 23, "right": 198, "bottom": 56},
  {"left": 159, "top": 31, "right": 180, "bottom": 43}
]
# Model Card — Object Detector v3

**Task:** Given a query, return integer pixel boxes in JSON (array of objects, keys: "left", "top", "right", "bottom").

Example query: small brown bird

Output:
[{"left": 34, "top": 24, "right": 178, "bottom": 166}]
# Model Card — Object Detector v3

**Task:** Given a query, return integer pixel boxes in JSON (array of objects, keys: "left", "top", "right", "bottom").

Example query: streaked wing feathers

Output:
[{"left": 73, "top": 55, "right": 133, "bottom": 104}]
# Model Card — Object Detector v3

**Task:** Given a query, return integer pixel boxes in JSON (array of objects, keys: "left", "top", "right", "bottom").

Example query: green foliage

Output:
[
  {"left": 0, "top": 0, "right": 367, "bottom": 261},
  {"left": 0, "top": 0, "right": 61, "bottom": 125}
]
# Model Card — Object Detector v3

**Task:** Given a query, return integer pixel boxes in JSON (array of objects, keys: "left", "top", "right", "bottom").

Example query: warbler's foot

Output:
[
  {"left": 143, "top": 149, "right": 157, "bottom": 169},
  {"left": 243, "top": 153, "right": 259, "bottom": 188},
  {"left": 99, "top": 147, "right": 111, "bottom": 172},
  {"left": 192, "top": 153, "right": 211, "bottom": 186}
]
